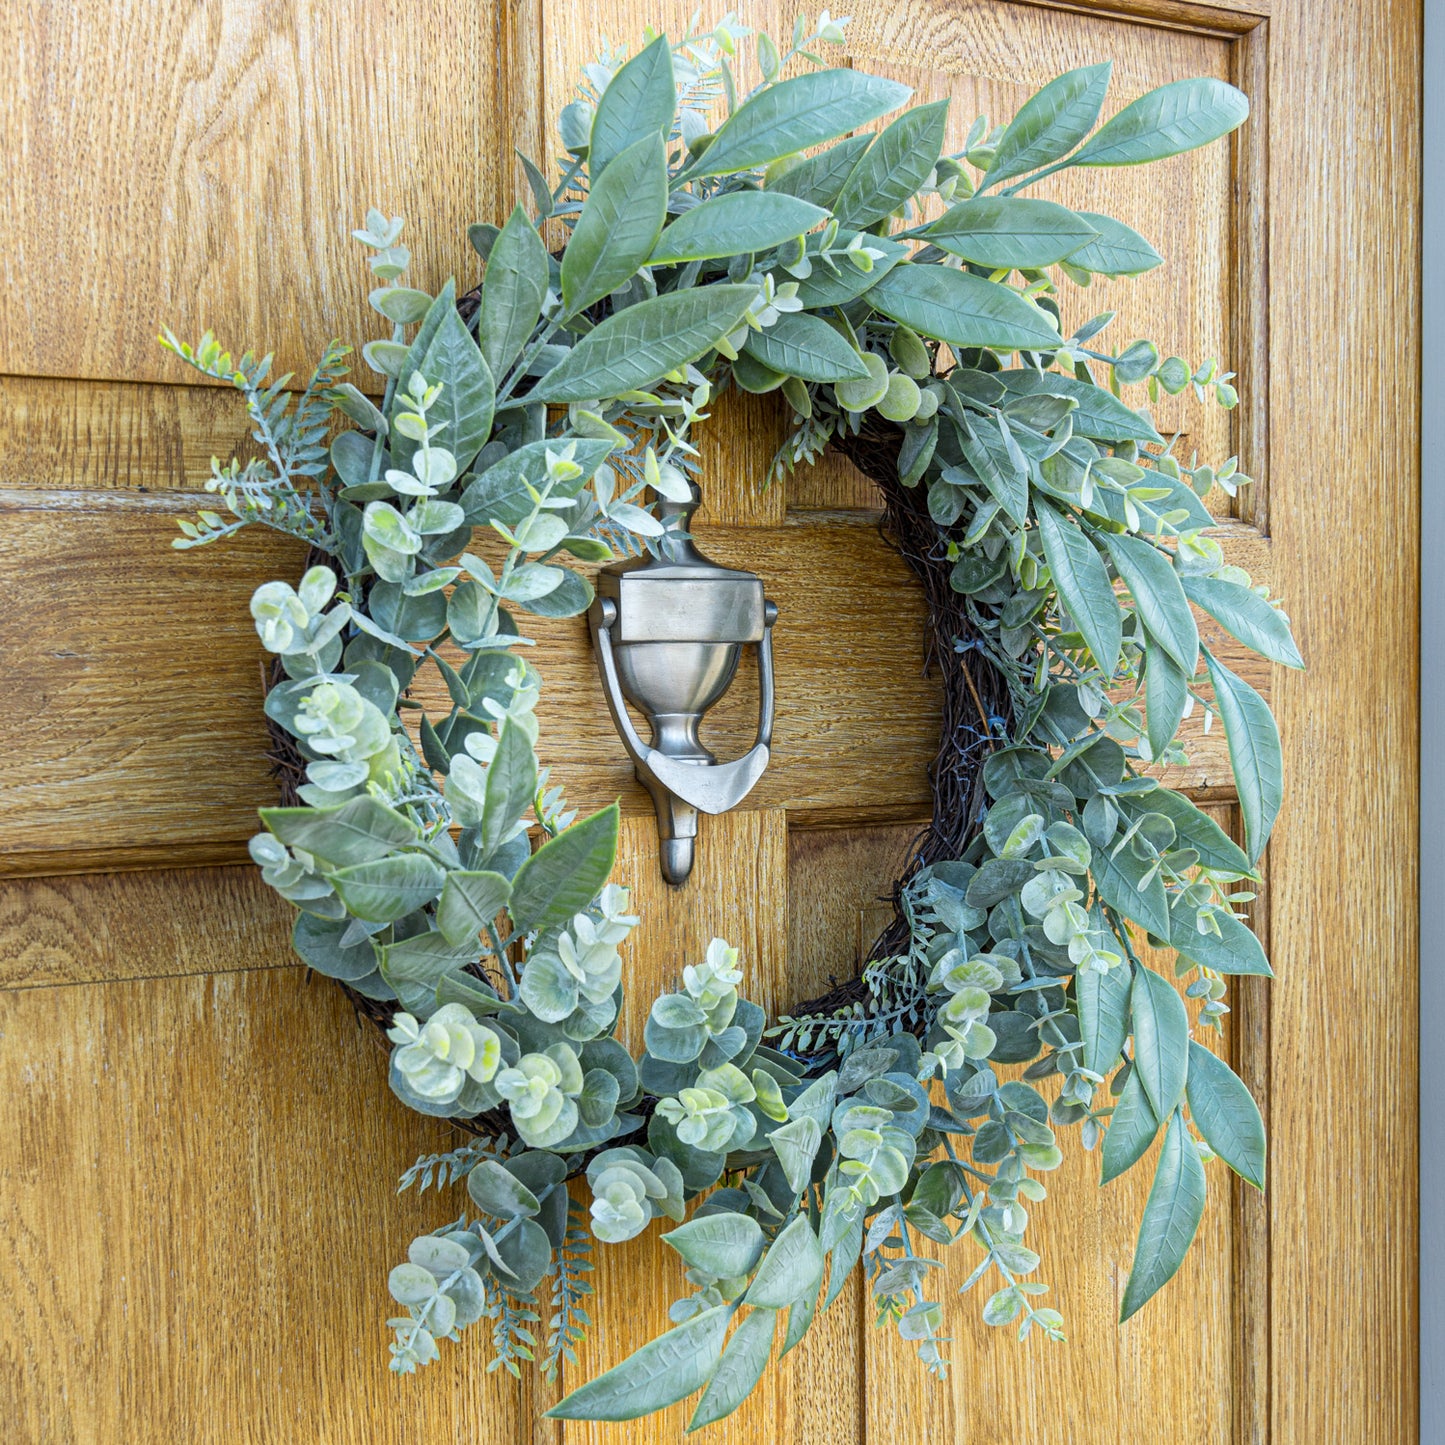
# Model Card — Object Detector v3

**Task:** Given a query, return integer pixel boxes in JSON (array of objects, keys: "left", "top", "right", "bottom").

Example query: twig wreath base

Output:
[{"left": 164, "top": 15, "right": 1291, "bottom": 1427}]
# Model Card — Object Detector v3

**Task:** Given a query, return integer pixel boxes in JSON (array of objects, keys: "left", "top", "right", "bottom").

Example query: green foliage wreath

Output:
[{"left": 165, "top": 13, "right": 1289, "bottom": 1427}]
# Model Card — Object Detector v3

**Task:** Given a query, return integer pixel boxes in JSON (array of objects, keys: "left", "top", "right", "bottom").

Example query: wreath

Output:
[{"left": 163, "top": 14, "right": 1290, "bottom": 1427}]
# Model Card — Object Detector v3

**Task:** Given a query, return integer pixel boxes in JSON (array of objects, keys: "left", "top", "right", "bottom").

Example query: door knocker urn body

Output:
[{"left": 588, "top": 486, "right": 777, "bottom": 884}]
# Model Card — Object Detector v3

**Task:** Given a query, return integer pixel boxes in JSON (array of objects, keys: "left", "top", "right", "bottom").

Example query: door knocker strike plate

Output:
[{"left": 588, "top": 486, "right": 777, "bottom": 885}]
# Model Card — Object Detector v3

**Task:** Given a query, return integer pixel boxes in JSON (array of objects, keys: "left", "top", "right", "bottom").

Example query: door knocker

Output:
[{"left": 588, "top": 485, "right": 777, "bottom": 884}]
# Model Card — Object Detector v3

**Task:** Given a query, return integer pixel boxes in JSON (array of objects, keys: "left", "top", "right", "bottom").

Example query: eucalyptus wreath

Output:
[{"left": 164, "top": 14, "right": 1291, "bottom": 1427}]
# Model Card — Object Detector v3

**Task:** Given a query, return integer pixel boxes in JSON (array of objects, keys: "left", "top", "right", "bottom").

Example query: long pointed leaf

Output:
[
  {"left": 686, "top": 1309, "right": 777, "bottom": 1431},
  {"left": 479, "top": 205, "right": 548, "bottom": 382},
  {"left": 1100, "top": 1065, "right": 1159, "bottom": 1184},
  {"left": 1102, "top": 532, "right": 1198, "bottom": 675},
  {"left": 1182, "top": 575, "right": 1304, "bottom": 669},
  {"left": 926, "top": 197, "right": 1098, "bottom": 269},
  {"left": 833, "top": 99, "right": 950, "bottom": 230},
  {"left": 1205, "top": 650, "right": 1283, "bottom": 863},
  {"left": 688, "top": 69, "right": 912, "bottom": 178},
  {"left": 867, "top": 264, "right": 1061, "bottom": 352},
  {"left": 1119, "top": 1110, "right": 1207, "bottom": 1321},
  {"left": 985, "top": 62, "right": 1113, "bottom": 187},
  {"left": 1185, "top": 1041, "right": 1265, "bottom": 1189},
  {"left": 1130, "top": 965, "right": 1190, "bottom": 1119},
  {"left": 531, "top": 286, "right": 758, "bottom": 403},
  {"left": 1075, "top": 78, "right": 1249, "bottom": 168},
  {"left": 589, "top": 34, "right": 675, "bottom": 175},
  {"left": 1036, "top": 501, "right": 1122, "bottom": 676}
]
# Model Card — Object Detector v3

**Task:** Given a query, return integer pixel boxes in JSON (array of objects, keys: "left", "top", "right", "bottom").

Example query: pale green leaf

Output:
[
  {"left": 687, "top": 1309, "right": 777, "bottom": 1431},
  {"left": 1102, "top": 531, "right": 1199, "bottom": 675},
  {"left": 479, "top": 204, "right": 549, "bottom": 382},
  {"left": 833, "top": 99, "right": 949, "bottom": 230},
  {"left": 687, "top": 69, "right": 912, "bottom": 179},
  {"left": 1035, "top": 502, "right": 1122, "bottom": 675},
  {"left": 1119, "top": 1110, "right": 1207, "bottom": 1321},
  {"left": 531, "top": 286, "right": 758, "bottom": 403},
  {"left": 1182, "top": 575, "right": 1303, "bottom": 669},
  {"left": 1130, "top": 966, "right": 1190, "bottom": 1119},
  {"left": 507, "top": 802, "right": 619, "bottom": 932},
  {"left": 867, "top": 265, "right": 1061, "bottom": 352},
  {"left": 744, "top": 1215, "right": 824, "bottom": 1310},
  {"left": 1075, "top": 78, "right": 1249, "bottom": 168},
  {"left": 589, "top": 34, "right": 675, "bottom": 175},
  {"left": 926, "top": 197, "right": 1098, "bottom": 269},
  {"left": 562, "top": 133, "right": 668, "bottom": 317},
  {"left": 1100, "top": 1065, "right": 1158, "bottom": 1184},
  {"left": 985, "top": 62, "right": 1113, "bottom": 187},
  {"left": 1185, "top": 1042, "right": 1265, "bottom": 1189},
  {"left": 653, "top": 191, "right": 827, "bottom": 264},
  {"left": 1205, "top": 650, "right": 1282, "bottom": 864},
  {"left": 742, "top": 313, "right": 870, "bottom": 382},
  {"left": 664, "top": 1213, "right": 766, "bottom": 1278},
  {"left": 1067, "top": 212, "right": 1163, "bottom": 275}
]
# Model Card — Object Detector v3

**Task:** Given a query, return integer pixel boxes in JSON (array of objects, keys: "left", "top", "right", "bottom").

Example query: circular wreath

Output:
[{"left": 164, "top": 16, "right": 1289, "bottom": 1427}]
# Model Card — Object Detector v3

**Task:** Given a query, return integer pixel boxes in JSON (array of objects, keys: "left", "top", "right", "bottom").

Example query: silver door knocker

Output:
[{"left": 588, "top": 484, "right": 777, "bottom": 885}]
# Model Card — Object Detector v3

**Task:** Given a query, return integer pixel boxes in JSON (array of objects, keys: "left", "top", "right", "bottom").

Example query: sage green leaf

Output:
[
  {"left": 589, "top": 34, "right": 675, "bottom": 175},
  {"left": 1102, "top": 532, "right": 1199, "bottom": 675},
  {"left": 260, "top": 794, "right": 419, "bottom": 867},
  {"left": 460, "top": 436, "right": 614, "bottom": 527},
  {"left": 786, "top": 230, "right": 910, "bottom": 308},
  {"left": 1075, "top": 78, "right": 1249, "bottom": 168},
  {"left": 467, "top": 1158, "right": 542, "bottom": 1218},
  {"left": 1130, "top": 966, "right": 1190, "bottom": 1119},
  {"left": 768, "top": 1115, "right": 823, "bottom": 1195},
  {"left": 1205, "top": 651, "right": 1282, "bottom": 864},
  {"left": 403, "top": 307, "right": 496, "bottom": 477},
  {"left": 687, "top": 1308, "right": 777, "bottom": 1431},
  {"left": 833, "top": 99, "right": 950, "bottom": 230},
  {"left": 1118, "top": 1110, "right": 1207, "bottom": 1322},
  {"left": 480, "top": 720, "right": 538, "bottom": 858},
  {"left": 292, "top": 912, "right": 380, "bottom": 982},
  {"left": 327, "top": 852, "right": 445, "bottom": 922},
  {"left": 479, "top": 204, "right": 549, "bottom": 382},
  {"left": 1100, "top": 1065, "right": 1159, "bottom": 1184},
  {"left": 1169, "top": 895, "right": 1272, "bottom": 977},
  {"left": 546, "top": 1305, "right": 730, "bottom": 1420},
  {"left": 380, "top": 930, "right": 479, "bottom": 1012},
  {"left": 782, "top": 1288, "right": 816, "bottom": 1357},
  {"left": 1145, "top": 640, "right": 1189, "bottom": 759},
  {"left": 1036, "top": 502, "right": 1121, "bottom": 675},
  {"left": 925, "top": 198, "right": 1098, "bottom": 269},
  {"left": 507, "top": 802, "right": 619, "bottom": 932},
  {"left": 688, "top": 69, "right": 912, "bottom": 179},
  {"left": 664, "top": 1212, "right": 766, "bottom": 1278},
  {"left": 744, "top": 1215, "right": 824, "bottom": 1310},
  {"left": 996, "top": 369, "right": 1163, "bottom": 444},
  {"left": 822, "top": 1215, "right": 863, "bottom": 1312},
  {"left": 1182, "top": 575, "right": 1304, "bottom": 669},
  {"left": 653, "top": 191, "right": 828, "bottom": 264},
  {"left": 957, "top": 415, "right": 1027, "bottom": 524},
  {"left": 1067, "top": 211, "right": 1163, "bottom": 276},
  {"left": 1123, "top": 789, "right": 1250, "bottom": 874},
  {"left": 1185, "top": 1041, "right": 1265, "bottom": 1189},
  {"left": 523, "top": 567, "right": 595, "bottom": 619},
  {"left": 743, "top": 313, "right": 870, "bottom": 383},
  {"left": 984, "top": 62, "right": 1113, "bottom": 187},
  {"left": 562, "top": 133, "right": 668, "bottom": 317},
  {"left": 768, "top": 135, "right": 872, "bottom": 207},
  {"left": 493, "top": 1216, "right": 553, "bottom": 1296},
  {"left": 1090, "top": 837, "right": 1171, "bottom": 938},
  {"left": 436, "top": 869, "right": 512, "bottom": 947},
  {"left": 1078, "top": 960, "right": 1132, "bottom": 1076},
  {"left": 868, "top": 265, "right": 1061, "bottom": 352},
  {"left": 531, "top": 286, "right": 758, "bottom": 403}
]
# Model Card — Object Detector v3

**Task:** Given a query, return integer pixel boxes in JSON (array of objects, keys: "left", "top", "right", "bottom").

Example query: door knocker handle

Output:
[{"left": 588, "top": 486, "right": 777, "bottom": 885}]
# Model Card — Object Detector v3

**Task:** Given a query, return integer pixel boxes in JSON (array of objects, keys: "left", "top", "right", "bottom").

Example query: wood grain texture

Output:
[
  {"left": 1264, "top": 0, "right": 1420, "bottom": 1437},
  {"left": 558, "top": 808, "right": 793, "bottom": 1444},
  {"left": 0, "top": 960, "right": 537, "bottom": 1444},
  {"left": 0, "top": 490, "right": 1271, "bottom": 877},
  {"left": 0, "top": 1, "right": 528, "bottom": 389},
  {"left": 0, "top": 864, "right": 292, "bottom": 989}
]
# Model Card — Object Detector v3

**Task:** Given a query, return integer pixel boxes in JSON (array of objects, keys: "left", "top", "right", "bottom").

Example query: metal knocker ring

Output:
[{"left": 588, "top": 485, "right": 777, "bottom": 885}]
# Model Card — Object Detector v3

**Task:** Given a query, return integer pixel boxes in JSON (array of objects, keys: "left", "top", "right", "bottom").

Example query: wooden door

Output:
[{"left": 0, "top": 1, "right": 1418, "bottom": 1441}]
